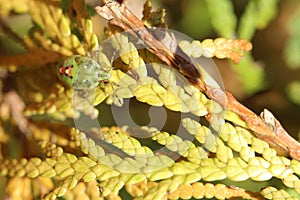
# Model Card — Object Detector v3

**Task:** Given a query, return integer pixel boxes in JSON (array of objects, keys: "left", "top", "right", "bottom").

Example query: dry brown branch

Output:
[{"left": 95, "top": 1, "right": 300, "bottom": 160}]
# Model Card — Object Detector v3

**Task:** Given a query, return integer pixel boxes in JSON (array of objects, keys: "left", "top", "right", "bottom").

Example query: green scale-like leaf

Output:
[{"left": 104, "top": 33, "right": 210, "bottom": 116}]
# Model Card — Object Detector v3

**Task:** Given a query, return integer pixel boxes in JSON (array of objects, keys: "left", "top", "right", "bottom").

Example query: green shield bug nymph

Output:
[{"left": 58, "top": 55, "right": 111, "bottom": 90}]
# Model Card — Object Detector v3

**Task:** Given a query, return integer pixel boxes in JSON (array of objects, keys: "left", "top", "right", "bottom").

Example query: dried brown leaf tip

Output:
[{"left": 179, "top": 38, "right": 253, "bottom": 64}]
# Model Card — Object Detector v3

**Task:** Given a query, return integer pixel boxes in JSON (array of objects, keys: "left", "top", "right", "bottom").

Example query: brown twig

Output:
[{"left": 95, "top": 1, "right": 300, "bottom": 160}]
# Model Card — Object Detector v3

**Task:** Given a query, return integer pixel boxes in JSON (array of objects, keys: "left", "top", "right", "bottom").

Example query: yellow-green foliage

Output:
[{"left": 0, "top": 0, "right": 299, "bottom": 200}]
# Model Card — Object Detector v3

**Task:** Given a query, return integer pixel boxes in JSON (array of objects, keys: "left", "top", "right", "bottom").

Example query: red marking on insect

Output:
[{"left": 59, "top": 66, "right": 73, "bottom": 78}]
